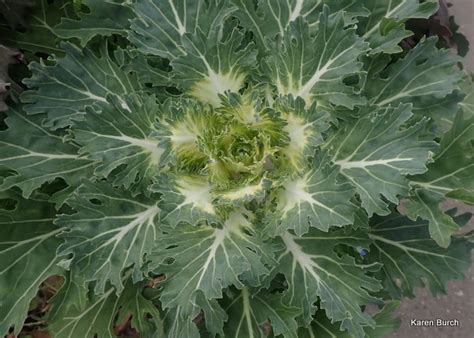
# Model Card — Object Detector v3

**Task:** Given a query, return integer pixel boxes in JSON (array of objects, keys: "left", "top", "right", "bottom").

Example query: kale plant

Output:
[{"left": 0, "top": 1, "right": 473, "bottom": 337}]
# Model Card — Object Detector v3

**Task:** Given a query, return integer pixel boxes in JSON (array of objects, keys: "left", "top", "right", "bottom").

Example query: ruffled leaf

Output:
[
  {"left": 150, "top": 210, "right": 274, "bottom": 317},
  {"left": 359, "top": 0, "right": 438, "bottom": 54},
  {"left": 73, "top": 93, "right": 163, "bottom": 193},
  {"left": 57, "top": 181, "right": 160, "bottom": 295},
  {"left": 0, "top": 190, "right": 64, "bottom": 336},
  {"left": 459, "top": 75, "right": 474, "bottom": 117},
  {"left": 123, "top": 50, "right": 172, "bottom": 88},
  {"left": 277, "top": 229, "right": 382, "bottom": 338},
  {"left": 172, "top": 22, "right": 257, "bottom": 106},
  {"left": 408, "top": 112, "right": 474, "bottom": 246},
  {"left": 22, "top": 42, "right": 139, "bottom": 129},
  {"left": 49, "top": 275, "right": 161, "bottom": 338},
  {"left": 367, "top": 211, "right": 473, "bottom": 298},
  {"left": 327, "top": 104, "right": 437, "bottom": 216},
  {"left": 154, "top": 99, "right": 219, "bottom": 169},
  {"left": 222, "top": 287, "right": 300, "bottom": 338},
  {"left": 0, "top": 105, "right": 93, "bottom": 198},
  {"left": 411, "top": 113, "right": 474, "bottom": 198},
  {"left": 130, "top": 0, "right": 235, "bottom": 60},
  {"left": 273, "top": 96, "right": 329, "bottom": 172},
  {"left": 153, "top": 174, "right": 220, "bottom": 227},
  {"left": 264, "top": 8, "right": 369, "bottom": 108},
  {"left": 218, "top": 177, "right": 271, "bottom": 204},
  {"left": 298, "top": 302, "right": 400, "bottom": 337},
  {"left": 267, "top": 154, "right": 356, "bottom": 236},
  {"left": 0, "top": 0, "right": 74, "bottom": 56},
  {"left": 233, "top": 0, "right": 369, "bottom": 52},
  {"left": 53, "top": 0, "right": 133, "bottom": 46},
  {"left": 364, "top": 38, "right": 463, "bottom": 129}
]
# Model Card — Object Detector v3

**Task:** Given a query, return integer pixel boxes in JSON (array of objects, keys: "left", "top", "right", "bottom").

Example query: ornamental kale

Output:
[{"left": 0, "top": 1, "right": 473, "bottom": 337}]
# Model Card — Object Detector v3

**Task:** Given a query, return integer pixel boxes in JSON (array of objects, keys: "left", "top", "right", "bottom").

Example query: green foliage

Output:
[{"left": 0, "top": 0, "right": 472, "bottom": 337}]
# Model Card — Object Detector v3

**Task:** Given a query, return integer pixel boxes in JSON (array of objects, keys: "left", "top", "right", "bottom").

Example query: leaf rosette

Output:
[
  {"left": 0, "top": 1, "right": 472, "bottom": 337},
  {"left": 154, "top": 91, "right": 326, "bottom": 226}
]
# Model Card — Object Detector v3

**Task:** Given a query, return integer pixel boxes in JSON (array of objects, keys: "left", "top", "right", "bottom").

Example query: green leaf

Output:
[
  {"left": 0, "top": 190, "right": 64, "bottom": 336},
  {"left": 408, "top": 113, "right": 474, "bottom": 246},
  {"left": 130, "top": 0, "right": 235, "bottom": 60},
  {"left": 326, "top": 104, "right": 437, "bottom": 216},
  {"left": 219, "top": 91, "right": 288, "bottom": 141},
  {"left": 123, "top": 49, "right": 172, "bottom": 88},
  {"left": 218, "top": 177, "right": 271, "bottom": 204},
  {"left": 196, "top": 102, "right": 286, "bottom": 187},
  {"left": 162, "top": 306, "right": 201, "bottom": 338},
  {"left": 0, "top": 105, "right": 93, "bottom": 198},
  {"left": 332, "top": 0, "right": 371, "bottom": 25},
  {"left": 232, "top": 0, "right": 316, "bottom": 52},
  {"left": 459, "top": 74, "right": 474, "bottom": 118},
  {"left": 197, "top": 293, "right": 228, "bottom": 336},
  {"left": 56, "top": 180, "right": 160, "bottom": 295},
  {"left": 153, "top": 174, "right": 221, "bottom": 227},
  {"left": 171, "top": 22, "right": 257, "bottom": 106},
  {"left": 297, "top": 302, "right": 401, "bottom": 338},
  {"left": 411, "top": 113, "right": 474, "bottom": 198},
  {"left": 2, "top": 0, "right": 473, "bottom": 336},
  {"left": 233, "top": 0, "right": 369, "bottom": 52},
  {"left": 150, "top": 210, "right": 274, "bottom": 316},
  {"left": 49, "top": 275, "right": 161, "bottom": 338},
  {"left": 154, "top": 98, "right": 220, "bottom": 169},
  {"left": 222, "top": 287, "right": 300, "bottom": 338},
  {"left": 267, "top": 154, "right": 356, "bottom": 236},
  {"left": 273, "top": 96, "right": 329, "bottom": 172},
  {"left": 405, "top": 190, "right": 459, "bottom": 248},
  {"left": 276, "top": 229, "right": 382, "bottom": 338},
  {"left": 116, "top": 281, "right": 163, "bottom": 336},
  {"left": 73, "top": 93, "right": 163, "bottom": 193},
  {"left": 53, "top": 0, "right": 134, "bottom": 46},
  {"left": 368, "top": 211, "right": 473, "bottom": 298},
  {"left": 365, "top": 301, "right": 401, "bottom": 337},
  {"left": 364, "top": 38, "right": 463, "bottom": 128},
  {"left": 447, "top": 189, "right": 474, "bottom": 205},
  {"left": 0, "top": 0, "right": 75, "bottom": 56},
  {"left": 411, "top": 90, "right": 465, "bottom": 133},
  {"left": 264, "top": 9, "right": 369, "bottom": 108},
  {"left": 163, "top": 293, "right": 227, "bottom": 337},
  {"left": 22, "top": 42, "right": 139, "bottom": 129},
  {"left": 359, "top": 0, "right": 438, "bottom": 54},
  {"left": 47, "top": 271, "right": 87, "bottom": 325}
]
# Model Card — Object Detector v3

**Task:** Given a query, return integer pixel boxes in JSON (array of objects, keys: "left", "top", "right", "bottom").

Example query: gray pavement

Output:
[{"left": 452, "top": 0, "right": 474, "bottom": 70}]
